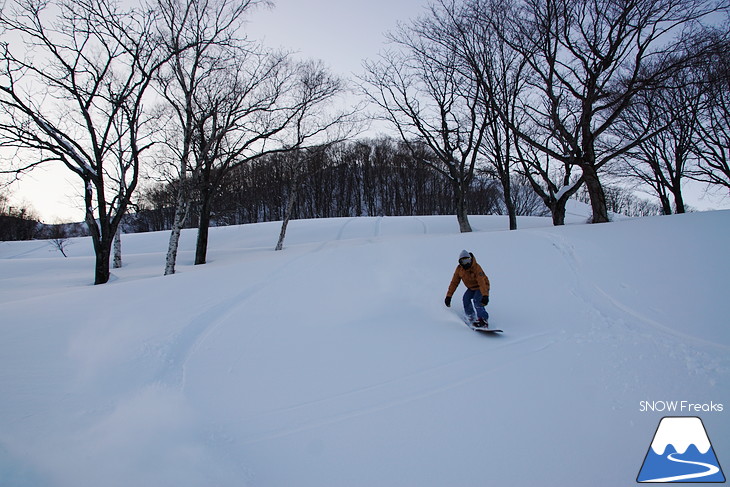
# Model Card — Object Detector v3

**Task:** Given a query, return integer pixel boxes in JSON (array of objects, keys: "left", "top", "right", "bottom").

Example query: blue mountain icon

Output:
[{"left": 638, "top": 417, "right": 725, "bottom": 483}]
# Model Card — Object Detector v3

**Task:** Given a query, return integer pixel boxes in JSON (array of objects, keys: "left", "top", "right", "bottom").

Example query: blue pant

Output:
[{"left": 463, "top": 289, "right": 489, "bottom": 322}]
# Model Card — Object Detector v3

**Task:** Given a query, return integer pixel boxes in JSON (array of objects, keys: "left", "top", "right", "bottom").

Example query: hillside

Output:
[{"left": 1, "top": 210, "right": 728, "bottom": 486}]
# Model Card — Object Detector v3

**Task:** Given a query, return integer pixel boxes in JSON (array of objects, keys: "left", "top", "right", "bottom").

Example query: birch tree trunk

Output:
[
  {"left": 164, "top": 180, "right": 190, "bottom": 275},
  {"left": 275, "top": 179, "right": 299, "bottom": 251},
  {"left": 113, "top": 228, "right": 122, "bottom": 269}
]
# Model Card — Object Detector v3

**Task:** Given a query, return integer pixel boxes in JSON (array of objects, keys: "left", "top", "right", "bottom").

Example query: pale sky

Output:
[
  {"left": 246, "top": 0, "right": 428, "bottom": 77},
  {"left": 7, "top": 0, "right": 429, "bottom": 223}
]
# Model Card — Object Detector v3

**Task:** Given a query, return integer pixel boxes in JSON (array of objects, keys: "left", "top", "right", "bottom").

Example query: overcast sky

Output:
[
  {"left": 8, "top": 0, "right": 428, "bottom": 222},
  {"left": 246, "top": 0, "right": 428, "bottom": 77}
]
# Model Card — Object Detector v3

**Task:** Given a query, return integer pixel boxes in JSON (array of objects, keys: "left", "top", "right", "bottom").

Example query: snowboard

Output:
[
  {"left": 469, "top": 325, "right": 503, "bottom": 333},
  {"left": 464, "top": 320, "right": 503, "bottom": 333},
  {"left": 453, "top": 312, "right": 503, "bottom": 333}
]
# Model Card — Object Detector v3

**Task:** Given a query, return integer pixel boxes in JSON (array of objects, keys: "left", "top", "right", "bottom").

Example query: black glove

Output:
[
  {"left": 444, "top": 296, "right": 452, "bottom": 307},
  {"left": 481, "top": 295, "right": 489, "bottom": 306}
]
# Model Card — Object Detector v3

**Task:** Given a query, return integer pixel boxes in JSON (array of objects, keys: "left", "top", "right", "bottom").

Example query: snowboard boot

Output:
[{"left": 473, "top": 318, "right": 488, "bottom": 329}]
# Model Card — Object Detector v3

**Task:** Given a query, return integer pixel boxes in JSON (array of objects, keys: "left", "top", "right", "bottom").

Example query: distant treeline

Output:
[
  {"left": 129, "top": 138, "right": 549, "bottom": 233},
  {"left": 1, "top": 137, "right": 663, "bottom": 241},
  {"left": 0, "top": 213, "right": 89, "bottom": 242},
  {"left": 0, "top": 191, "right": 87, "bottom": 241}
]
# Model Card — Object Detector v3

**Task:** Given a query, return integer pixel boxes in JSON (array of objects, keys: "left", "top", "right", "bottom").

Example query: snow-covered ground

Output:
[{"left": 1, "top": 207, "right": 728, "bottom": 486}]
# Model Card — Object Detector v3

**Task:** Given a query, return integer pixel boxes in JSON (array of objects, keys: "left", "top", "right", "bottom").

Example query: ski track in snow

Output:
[
  {"left": 334, "top": 217, "right": 357, "bottom": 241},
  {"left": 2, "top": 242, "right": 53, "bottom": 259},
  {"left": 157, "top": 216, "right": 389, "bottom": 391},
  {"left": 237, "top": 330, "right": 555, "bottom": 445},
  {"left": 250, "top": 328, "right": 552, "bottom": 420},
  {"left": 415, "top": 216, "right": 428, "bottom": 234},
  {"left": 591, "top": 285, "right": 730, "bottom": 353},
  {"left": 155, "top": 284, "right": 259, "bottom": 389},
  {"left": 155, "top": 246, "right": 328, "bottom": 390},
  {"left": 540, "top": 231, "right": 729, "bottom": 353},
  {"left": 539, "top": 230, "right": 730, "bottom": 391}
]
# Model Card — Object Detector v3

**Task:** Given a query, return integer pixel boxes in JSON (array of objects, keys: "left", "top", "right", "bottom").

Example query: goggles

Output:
[{"left": 459, "top": 256, "right": 473, "bottom": 266}]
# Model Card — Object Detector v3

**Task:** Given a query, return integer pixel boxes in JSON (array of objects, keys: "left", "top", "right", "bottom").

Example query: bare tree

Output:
[
  {"left": 154, "top": 0, "right": 266, "bottom": 275},
  {"left": 614, "top": 75, "right": 702, "bottom": 214},
  {"left": 0, "top": 0, "right": 165, "bottom": 283},
  {"left": 469, "top": 0, "right": 587, "bottom": 225},
  {"left": 51, "top": 237, "right": 71, "bottom": 257},
  {"left": 692, "top": 30, "right": 730, "bottom": 191},
  {"left": 47, "top": 223, "right": 71, "bottom": 257},
  {"left": 507, "top": 174, "right": 551, "bottom": 217},
  {"left": 188, "top": 56, "right": 347, "bottom": 265},
  {"left": 361, "top": 5, "right": 490, "bottom": 233},
  {"left": 437, "top": 0, "right": 531, "bottom": 229},
  {"left": 514, "top": 137, "right": 585, "bottom": 224},
  {"left": 273, "top": 74, "right": 362, "bottom": 251},
  {"left": 497, "top": 0, "right": 729, "bottom": 223}
]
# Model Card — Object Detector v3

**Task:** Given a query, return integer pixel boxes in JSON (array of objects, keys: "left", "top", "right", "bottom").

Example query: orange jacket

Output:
[{"left": 446, "top": 253, "right": 490, "bottom": 297}]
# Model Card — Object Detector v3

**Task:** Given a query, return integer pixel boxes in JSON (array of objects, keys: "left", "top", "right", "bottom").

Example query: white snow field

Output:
[{"left": 1, "top": 208, "right": 728, "bottom": 486}]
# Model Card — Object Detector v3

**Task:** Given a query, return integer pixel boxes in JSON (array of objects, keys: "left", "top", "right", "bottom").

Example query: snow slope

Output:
[{"left": 1, "top": 209, "right": 728, "bottom": 486}]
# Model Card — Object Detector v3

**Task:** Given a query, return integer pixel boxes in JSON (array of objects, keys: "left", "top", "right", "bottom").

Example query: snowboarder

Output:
[{"left": 444, "top": 250, "right": 491, "bottom": 328}]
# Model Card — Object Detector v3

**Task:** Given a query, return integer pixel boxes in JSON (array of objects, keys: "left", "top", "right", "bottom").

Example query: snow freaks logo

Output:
[{"left": 637, "top": 417, "right": 726, "bottom": 483}]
